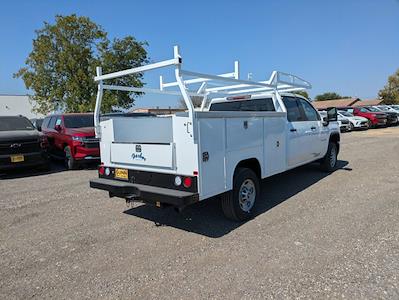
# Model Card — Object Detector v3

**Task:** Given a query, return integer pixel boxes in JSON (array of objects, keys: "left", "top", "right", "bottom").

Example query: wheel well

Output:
[
  {"left": 329, "top": 133, "right": 340, "bottom": 154},
  {"left": 234, "top": 158, "right": 261, "bottom": 179}
]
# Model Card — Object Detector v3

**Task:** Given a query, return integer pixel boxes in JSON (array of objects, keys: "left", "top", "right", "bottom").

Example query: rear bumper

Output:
[{"left": 90, "top": 178, "right": 199, "bottom": 207}]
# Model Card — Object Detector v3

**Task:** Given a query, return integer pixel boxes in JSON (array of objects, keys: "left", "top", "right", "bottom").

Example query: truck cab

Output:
[{"left": 89, "top": 46, "right": 340, "bottom": 221}]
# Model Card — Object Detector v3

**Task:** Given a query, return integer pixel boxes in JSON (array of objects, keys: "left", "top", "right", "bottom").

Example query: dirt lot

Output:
[{"left": 1, "top": 127, "right": 399, "bottom": 299}]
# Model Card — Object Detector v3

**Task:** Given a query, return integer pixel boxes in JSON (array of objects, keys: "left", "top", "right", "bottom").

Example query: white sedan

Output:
[{"left": 338, "top": 111, "right": 369, "bottom": 130}]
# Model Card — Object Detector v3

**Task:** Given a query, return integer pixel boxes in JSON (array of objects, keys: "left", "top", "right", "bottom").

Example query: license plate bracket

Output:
[
  {"left": 115, "top": 168, "right": 128, "bottom": 180},
  {"left": 10, "top": 154, "right": 24, "bottom": 163}
]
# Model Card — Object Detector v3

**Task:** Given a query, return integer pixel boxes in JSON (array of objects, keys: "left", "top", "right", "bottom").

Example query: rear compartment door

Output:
[
  {"left": 109, "top": 117, "right": 175, "bottom": 170},
  {"left": 110, "top": 143, "right": 174, "bottom": 169}
]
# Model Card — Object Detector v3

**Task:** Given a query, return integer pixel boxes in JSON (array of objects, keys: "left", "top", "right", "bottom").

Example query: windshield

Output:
[
  {"left": 0, "top": 117, "right": 35, "bottom": 131},
  {"left": 366, "top": 107, "right": 380, "bottom": 112},
  {"left": 339, "top": 111, "right": 353, "bottom": 117},
  {"left": 64, "top": 115, "right": 94, "bottom": 128},
  {"left": 377, "top": 106, "right": 390, "bottom": 111}
]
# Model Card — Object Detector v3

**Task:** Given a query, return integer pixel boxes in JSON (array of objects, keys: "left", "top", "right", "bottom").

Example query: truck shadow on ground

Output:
[{"left": 124, "top": 160, "right": 350, "bottom": 238}]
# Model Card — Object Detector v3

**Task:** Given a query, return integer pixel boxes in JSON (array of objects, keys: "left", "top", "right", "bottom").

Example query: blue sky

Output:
[{"left": 1, "top": 0, "right": 399, "bottom": 107}]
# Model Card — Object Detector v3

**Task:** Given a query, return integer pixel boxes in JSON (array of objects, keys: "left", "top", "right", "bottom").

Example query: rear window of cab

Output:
[{"left": 209, "top": 98, "right": 275, "bottom": 112}]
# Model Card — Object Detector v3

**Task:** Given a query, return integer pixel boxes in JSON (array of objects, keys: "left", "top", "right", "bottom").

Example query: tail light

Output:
[
  {"left": 98, "top": 166, "right": 105, "bottom": 175},
  {"left": 183, "top": 177, "right": 192, "bottom": 188}
]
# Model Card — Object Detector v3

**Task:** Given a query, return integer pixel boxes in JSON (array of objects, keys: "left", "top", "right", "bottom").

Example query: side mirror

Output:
[
  {"left": 55, "top": 124, "right": 62, "bottom": 131},
  {"left": 37, "top": 125, "right": 42, "bottom": 131},
  {"left": 327, "top": 107, "right": 338, "bottom": 122}
]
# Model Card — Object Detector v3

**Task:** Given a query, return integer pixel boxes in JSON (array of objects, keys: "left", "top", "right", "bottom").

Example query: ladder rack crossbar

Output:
[{"left": 102, "top": 84, "right": 205, "bottom": 97}]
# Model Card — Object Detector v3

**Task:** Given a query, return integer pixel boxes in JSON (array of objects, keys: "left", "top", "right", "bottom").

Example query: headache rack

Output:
[{"left": 94, "top": 45, "right": 311, "bottom": 137}]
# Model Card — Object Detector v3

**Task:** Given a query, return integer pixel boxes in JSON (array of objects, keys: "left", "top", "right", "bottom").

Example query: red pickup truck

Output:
[{"left": 41, "top": 113, "right": 100, "bottom": 169}]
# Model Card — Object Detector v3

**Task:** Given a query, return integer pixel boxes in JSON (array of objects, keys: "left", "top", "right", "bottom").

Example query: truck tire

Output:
[
  {"left": 221, "top": 168, "right": 260, "bottom": 221},
  {"left": 64, "top": 146, "right": 78, "bottom": 170},
  {"left": 368, "top": 119, "right": 373, "bottom": 128},
  {"left": 320, "top": 142, "right": 338, "bottom": 172}
]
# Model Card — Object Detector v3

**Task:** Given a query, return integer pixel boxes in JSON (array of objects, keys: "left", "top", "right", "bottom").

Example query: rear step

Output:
[{"left": 90, "top": 178, "right": 199, "bottom": 207}]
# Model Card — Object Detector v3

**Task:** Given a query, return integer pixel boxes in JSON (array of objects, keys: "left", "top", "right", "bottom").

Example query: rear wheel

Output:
[
  {"left": 64, "top": 146, "right": 78, "bottom": 170},
  {"left": 368, "top": 119, "right": 373, "bottom": 128},
  {"left": 221, "top": 168, "right": 260, "bottom": 221},
  {"left": 320, "top": 142, "right": 338, "bottom": 172}
]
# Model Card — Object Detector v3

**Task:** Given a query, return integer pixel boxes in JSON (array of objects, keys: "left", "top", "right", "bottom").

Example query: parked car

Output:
[
  {"left": 339, "top": 106, "right": 387, "bottom": 128},
  {"left": 367, "top": 106, "right": 398, "bottom": 126},
  {"left": 337, "top": 115, "right": 351, "bottom": 132},
  {"left": 0, "top": 115, "right": 49, "bottom": 171},
  {"left": 338, "top": 110, "right": 369, "bottom": 130},
  {"left": 388, "top": 105, "right": 399, "bottom": 112},
  {"left": 375, "top": 105, "right": 399, "bottom": 113},
  {"left": 373, "top": 105, "right": 399, "bottom": 123},
  {"left": 30, "top": 118, "right": 44, "bottom": 131},
  {"left": 41, "top": 113, "right": 100, "bottom": 169}
]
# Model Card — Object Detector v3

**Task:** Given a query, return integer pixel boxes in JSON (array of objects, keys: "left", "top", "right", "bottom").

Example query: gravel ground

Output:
[{"left": 1, "top": 127, "right": 398, "bottom": 299}]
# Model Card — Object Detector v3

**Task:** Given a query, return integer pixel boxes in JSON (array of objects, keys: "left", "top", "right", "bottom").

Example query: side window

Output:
[
  {"left": 360, "top": 108, "right": 368, "bottom": 113},
  {"left": 42, "top": 117, "right": 50, "bottom": 129},
  {"left": 298, "top": 98, "right": 320, "bottom": 121},
  {"left": 55, "top": 117, "right": 62, "bottom": 126},
  {"left": 48, "top": 117, "right": 57, "bottom": 129},
  {"left": 282, "top": 97, "right": 304, "bottom": 122}
]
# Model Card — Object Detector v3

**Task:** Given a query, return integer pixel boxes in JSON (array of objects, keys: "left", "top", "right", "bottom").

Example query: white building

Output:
[{"left": 0, "top": 94, "right": 44, "bottom": 119}]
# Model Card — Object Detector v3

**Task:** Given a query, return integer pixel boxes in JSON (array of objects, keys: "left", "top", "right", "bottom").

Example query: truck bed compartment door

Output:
[
  {"left": 198, "top": 119, "right": 225, "bottom": 198},
  {"left": 110, "top": 143, "right": 174, "bottom": 169}
]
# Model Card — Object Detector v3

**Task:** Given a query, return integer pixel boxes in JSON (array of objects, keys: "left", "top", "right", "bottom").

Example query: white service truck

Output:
[{"left": 90, "top": 46, "right": 340, "bottom": 221}]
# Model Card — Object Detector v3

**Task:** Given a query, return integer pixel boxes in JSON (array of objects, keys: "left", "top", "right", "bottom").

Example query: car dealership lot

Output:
[{"left": 1, "top": 128, "right": 399, "bottom": 299}]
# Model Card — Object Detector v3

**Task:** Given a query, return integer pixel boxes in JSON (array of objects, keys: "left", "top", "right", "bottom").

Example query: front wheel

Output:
[
  {"left": 320, "top": 142, "right": 338, "bottom": 172},
  {"left": 221, "top": 168, "right": 260, "bottom": 221},
  {"left": 349, "top": 122, "right": 354, "bottom": 131},
  {"left": 64, "top": 146, "right": 78, "bottom": 170},
  {"left": 368, "top": 119, "right": 373, "bottom": 128}
]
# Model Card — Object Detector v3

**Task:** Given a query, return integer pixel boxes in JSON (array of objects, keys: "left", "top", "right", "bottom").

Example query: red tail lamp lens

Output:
[
  {"left": 183, "top": 177, "right": 192, "bottom": 188},
  {"left": 98, "top": 166, "right": 105, "bottom": 175}
]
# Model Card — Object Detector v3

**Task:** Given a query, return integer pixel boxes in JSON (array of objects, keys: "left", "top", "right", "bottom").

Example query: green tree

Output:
[
  {"left": 15, "top": 14, "right": 148, "bottom": 114},
  {"left": 378, "top": 69, "right": 399, "bottom": 104},
  {"left": 314, "top": 92, "right": 345, "bottom": 101},
  {"left": 294, "top": 90, "right": 309, "bottom": 99}
]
